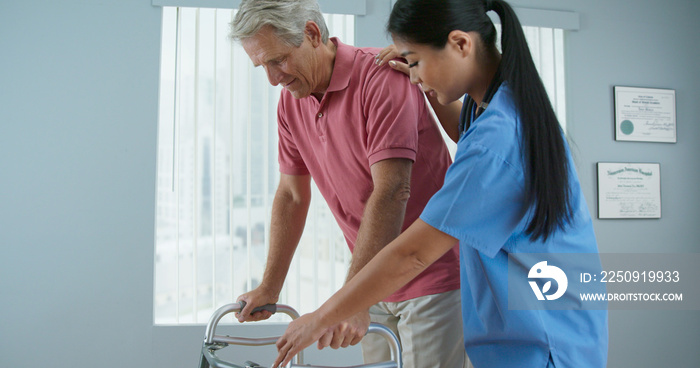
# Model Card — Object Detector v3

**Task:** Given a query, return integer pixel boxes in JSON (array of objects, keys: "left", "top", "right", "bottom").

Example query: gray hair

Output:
[{"left": 230, "top": 0, "right": 330, "bottom": 47}]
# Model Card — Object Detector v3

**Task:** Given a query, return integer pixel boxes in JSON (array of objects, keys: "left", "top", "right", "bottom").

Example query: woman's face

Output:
[{"left": 393, "top": 33, "right": 474, "bottom": 105}]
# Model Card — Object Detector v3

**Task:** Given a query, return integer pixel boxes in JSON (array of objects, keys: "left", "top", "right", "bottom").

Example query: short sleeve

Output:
[
  {"left": 362, "top": 65, "right": 424, "bottom": 165},
  {"left": 420, "top": 141, "right": 528, "bottom": 258},
  {"left": 277, "top": 93, "right": 309, "bottom": 176}
]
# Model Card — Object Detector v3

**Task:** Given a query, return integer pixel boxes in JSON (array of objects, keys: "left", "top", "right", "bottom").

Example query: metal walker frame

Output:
[{"left": 198, "top": 303, "right": 402, "bottom": 368}]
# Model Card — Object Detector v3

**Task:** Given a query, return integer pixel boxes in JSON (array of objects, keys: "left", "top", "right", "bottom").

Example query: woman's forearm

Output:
[{"left": 317, "top": 219, "right": 458, "bottom": 327}]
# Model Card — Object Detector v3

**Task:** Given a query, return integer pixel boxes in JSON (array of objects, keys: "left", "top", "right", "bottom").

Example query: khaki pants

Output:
[{"left": 361, "top": 289, "right": 473, "bottom": 368}]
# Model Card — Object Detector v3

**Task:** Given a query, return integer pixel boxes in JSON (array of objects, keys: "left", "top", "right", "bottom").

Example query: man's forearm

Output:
[
  {"left": 345, "top": 159, "right": 412, "bottom": 283},
  {"left": 260, "top": 176, "right": 312, "bottom": 295}
]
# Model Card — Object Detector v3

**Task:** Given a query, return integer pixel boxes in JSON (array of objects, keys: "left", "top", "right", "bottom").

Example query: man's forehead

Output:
[{"left": 241, "top": 29, "right": 291, "bottom": 66}]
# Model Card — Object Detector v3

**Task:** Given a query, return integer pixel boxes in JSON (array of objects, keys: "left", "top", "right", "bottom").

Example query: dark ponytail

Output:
[{"left": 389, "top": 0, "right": 573, "bottom": 240}]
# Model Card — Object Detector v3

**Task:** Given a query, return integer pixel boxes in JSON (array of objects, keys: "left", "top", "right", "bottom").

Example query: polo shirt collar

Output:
[{"left": 326, "top": 37, "right": 353, "bottom": 93}]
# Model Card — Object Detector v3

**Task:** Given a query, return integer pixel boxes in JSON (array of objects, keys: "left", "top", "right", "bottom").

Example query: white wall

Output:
[
  {"left": 1, "top": 0, "right": 160, "bottom": 366},
  {"left": 1, "top": 0, "right": 698, "bottom": 367}
]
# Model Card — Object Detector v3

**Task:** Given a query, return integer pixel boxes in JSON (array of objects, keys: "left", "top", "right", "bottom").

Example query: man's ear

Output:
[
  {"left": 304, "top": 21, "right": 323, "bottom": 47},
  {"left": 447, "top": 30, "right": 473, "bottom": 58}
]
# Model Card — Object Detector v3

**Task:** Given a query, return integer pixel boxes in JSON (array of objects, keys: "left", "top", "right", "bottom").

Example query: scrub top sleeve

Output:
[{"left": 420, "top": 142, "right": 528, "bottom": 258}]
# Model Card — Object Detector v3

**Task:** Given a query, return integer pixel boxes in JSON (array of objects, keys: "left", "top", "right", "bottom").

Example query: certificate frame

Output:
[
  {"left": 614, "top": 86, "right": 676, "bottom": 143},
  {"left": 597, "top": 162, "right": 661, "bottom": 219}
]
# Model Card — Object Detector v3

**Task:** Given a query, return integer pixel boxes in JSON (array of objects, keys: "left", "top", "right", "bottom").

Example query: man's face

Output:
[{"left": 241, "top": 25, "right": 323, "bottom": 99}]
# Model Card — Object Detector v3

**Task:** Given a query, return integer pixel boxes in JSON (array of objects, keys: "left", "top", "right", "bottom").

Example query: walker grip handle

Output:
[{"left": 239, "top": 301, "right": 277, "bottom": 315}]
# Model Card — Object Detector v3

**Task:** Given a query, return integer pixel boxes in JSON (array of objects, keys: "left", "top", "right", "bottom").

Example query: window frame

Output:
[{"left": 152, "top": 0, "right": 368, "bottom": 15}]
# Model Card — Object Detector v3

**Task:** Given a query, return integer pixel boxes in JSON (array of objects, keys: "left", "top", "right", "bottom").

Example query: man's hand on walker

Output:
[
  {"left": 235, "top": 286, "right": 278, "bottom": 322},
  {"left": 272, "top": 312, "right": 327, "bottom": 368}
]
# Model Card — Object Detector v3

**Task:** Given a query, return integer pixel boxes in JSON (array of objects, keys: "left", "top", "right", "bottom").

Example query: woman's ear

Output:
[
  {"left": 305, "top": 21, "right": 323, "bottom": 47},
  {"left": 447, "top": 30, "right": 472, "bottom": 58}
]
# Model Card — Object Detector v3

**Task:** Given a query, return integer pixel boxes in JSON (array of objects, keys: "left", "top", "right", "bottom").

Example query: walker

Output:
[{"left": 198, "top": 302, "right": 402, "bottom": 368}]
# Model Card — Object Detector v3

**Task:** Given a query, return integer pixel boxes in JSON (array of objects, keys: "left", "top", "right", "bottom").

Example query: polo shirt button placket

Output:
[{"left": 316, "top": 111, "right": 326, "bottom": 142}]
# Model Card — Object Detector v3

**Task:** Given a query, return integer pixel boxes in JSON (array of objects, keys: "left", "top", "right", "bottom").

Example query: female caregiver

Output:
[{"left": 272, "top": 0, "right": 608, "bottom": 367}]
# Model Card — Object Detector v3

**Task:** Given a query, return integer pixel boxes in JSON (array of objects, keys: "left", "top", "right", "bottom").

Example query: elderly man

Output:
[{"left": 230, "top": 1, "right": 468, "bottom": 366}]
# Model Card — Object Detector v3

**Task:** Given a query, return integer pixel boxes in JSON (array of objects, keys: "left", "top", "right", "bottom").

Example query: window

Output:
[
  {"left": 154, "top": 7, "right": 354, "bottom": 324},
  {"left": 495, "top": 24, "right": 567, "bottom": 130},
  {"left": 154, "top": 5, "right": 569, "bottom": 325},
  {"left": 522, "top": 26, "right": 567, "bottom": 131}
]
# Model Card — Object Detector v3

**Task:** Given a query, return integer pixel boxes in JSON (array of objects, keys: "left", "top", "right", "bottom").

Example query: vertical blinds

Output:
[{"left": 154, "top": 7, "right": 354, "bottom": 324}]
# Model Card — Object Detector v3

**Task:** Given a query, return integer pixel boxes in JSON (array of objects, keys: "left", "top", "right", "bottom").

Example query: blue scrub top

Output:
[{"left": 420, "top": 84, "right": 608, "bottom": 368}]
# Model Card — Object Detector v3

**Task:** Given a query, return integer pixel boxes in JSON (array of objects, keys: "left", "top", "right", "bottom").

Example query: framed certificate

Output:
[
  {"left": 597, "top": 162, "right": 661, "bottom": 219},
  {"left": 614, "top": 86, "right": 676, "bottom": 143}
]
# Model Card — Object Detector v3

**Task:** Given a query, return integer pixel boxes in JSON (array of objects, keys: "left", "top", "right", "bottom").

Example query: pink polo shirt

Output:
[{"left": 277, "top": 38, "right": 460, "bottom": 302}]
